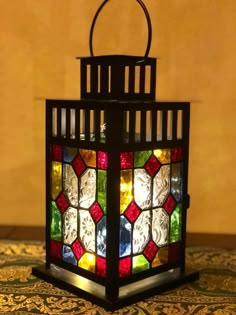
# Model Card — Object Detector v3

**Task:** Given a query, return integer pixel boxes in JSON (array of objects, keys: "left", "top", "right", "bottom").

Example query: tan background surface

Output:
[{"left": 0, "top": 0, "right": 235, "bottom": 234}]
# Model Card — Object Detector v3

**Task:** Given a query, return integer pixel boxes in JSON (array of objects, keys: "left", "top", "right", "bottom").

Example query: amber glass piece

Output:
[
  {"left": 51, "top": 161, "right": 62, "bottom": 200},
  {"left": 120, "top": 170, "right": 133, "bottom": 214},
  {"left": 145, "top": 155, "right": 160, "bottom": 176},
  {"left": 170, "top": 204, "right": 182, "bottom": 243},
  {"left": 152, "top": 246, "right": 168, "bottom": 267},
  {"left": 51, "top": 144, "right": 62, "bottom": 161},
  {"left": 78, "top": 253, "right": 96, "bottom": 273},
  {"left": 98, "top": 170, "right": 107, "bottom": 213},
  {"left": 132, "top": 255, "right": 149, "bottom": 273},
  {"left": 120, "top": 152, "right": 133, "bottom": 169},
  {"left": 50, "top": 201, "right": 62, "bottom": 241},
  {"left": 79, "top": 149, "right": 96, "bottom": 167},
  {"left": 134, "top": 150, "right": 152, "bottom": 167},
  {"left": 153, "top": 149, "right": 171, "bottom": 164},
  {"left": 119, "top": 257, "right": 131, "bottom": 278}
]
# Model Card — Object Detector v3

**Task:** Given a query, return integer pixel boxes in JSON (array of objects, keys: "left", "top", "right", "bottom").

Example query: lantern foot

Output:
[{"left": 32, "top": 264, "right": 199, "bottom": 311}]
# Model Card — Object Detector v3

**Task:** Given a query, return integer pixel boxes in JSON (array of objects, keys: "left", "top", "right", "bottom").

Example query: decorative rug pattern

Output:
[{"left": 0, "top": 241, "right": 235, "bottom": 314}]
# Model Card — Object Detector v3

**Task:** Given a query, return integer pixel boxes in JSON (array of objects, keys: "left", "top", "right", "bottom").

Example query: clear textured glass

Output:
[
  {"left": 133, "top": 211, "right": 151, "bottom": 254},
  {"left": 79, "top": 210, "right": 95, "bottom": 252},
  {"left": 132, "top": 255, "right": 149, "bottom": 273},
  {"left": 63, "top": 164, "right": 78, "bottom": 207},
  {"left": 170, "top": 204, "right": 182, "bottom": 243},
  {"left": 79, "top": 168, "right": 96, "bottom": 209},
  {"left": 153, "top": 165, "right": 170, "bottom": 207},
  {"left": 152, "top": 208, "right": 169, "bottom": 246},
  {"left": 171, "top": 163, "right": 183, "bottom": 202},
  {"left": 97, "top": 170, "right": 107, "bottom": 213},
  {"left": 119, "top": 216, "right": 131, "bottom": 257},
  {"left": 120, "top": 170, "right": 133, "bottom": 214},
  {"left": 134, "top": 169, "right": 151, "bottom": 209},
  {"left": 97, "top": 216, "right": 107, "bottom": 257},
  {"left": 63, "top": 207, "right": 77, "bottom": 245},
  {"left": 51, "top": 162, "right": 62, "bottom": 200},
  {"left": 50, "top": 201, "right": 61, "bottom": 241},
  {"left": 79, "top": 149, "right": 96, "bottom": 167},
  {"left": 62, "top": 245, "right": 77, "bottom": 265}
]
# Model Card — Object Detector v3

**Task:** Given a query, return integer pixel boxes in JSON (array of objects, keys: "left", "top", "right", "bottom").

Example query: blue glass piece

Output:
[
  {"left": 119, "top": 216, "right": 131, "bottom": 257},
  {"left": 63, "top": 147, "right": 77, "bottom": 163},
  {"left": 171, "top": 163, "right": 183, "bottom": 202},
  {"left": 97, "top": 216, "right": 107, "bottom": 257},
  {"left": 62, "top": 245, "right": 77, "bottom": 265}
]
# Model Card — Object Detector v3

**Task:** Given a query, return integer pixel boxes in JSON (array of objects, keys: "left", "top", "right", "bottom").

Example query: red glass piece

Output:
[
  {"left": 163, "top": 194, "right": 176, "bottom": 214},
  {"left": 98, "top": 151, "right": 108, "bottom": 169},
  {"left": 72, "top": 155, "right": 86, "bottom": 176},
  {"left": 145, "top": 155, "right": 160, "bottom": 176},
  {"left": 51, "top": 145, "right": 62, "bottom": 161},
  {"left": 144, "top": 241, "right": 158, "bottom": 262},
  {"left": 125, "top": 202, "right": 140, "bottom": 223},
  {"left": 119, "top": 257, "right": 131, "bottom": 278},
  {"left": 120, "top": 152, "right": 133, "bottom": 169},
  {"left": 171, "top": 147, "right": 183, "bottom": 162},
  {"left": 50, "top": 240, "right": 62, "bottom": 259},
  {"left": 56, "top": 193, "right": 69, "bottom": 213},
  {"left": 96, "top": 257, "right": 106, "bottom": 277},
  {"left": 71, "top": 240, "right": 85, "bottom": 260},
  {"left": 168, "top": 242, "right": 181, "bottom": 263},
  {"left": 90, "top": 202, "right": 104, "bottom": 223}
]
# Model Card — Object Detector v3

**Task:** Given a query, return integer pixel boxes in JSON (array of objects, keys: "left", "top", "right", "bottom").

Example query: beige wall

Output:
[{"left": 0, "top": 0, "right": 235, "bottom": 234}]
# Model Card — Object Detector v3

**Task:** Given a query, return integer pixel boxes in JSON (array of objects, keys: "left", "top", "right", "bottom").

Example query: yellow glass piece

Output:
[
  {"left": 79, "top": 149, "right": 96, "bottom": 167},
  {"left": 120, "top": 170, "right": 133, "bottom": 214},
  {"left": 78, "top": 253, "right": 96, "bottom": 273},
  {"left": 154, "top": 149, "right": 170, "bottom": 164},
  {"left": 152, "top": 247, "right": 168, "bottom": 267},
  {"left": 152, "top": 253, "right": 161, "bottom": 268},
  {"left": 51, "top": 161, "right": 62, "bottom": 200},
  {"left": 133, "top": 255, "right": 149, "bottom": 273}
]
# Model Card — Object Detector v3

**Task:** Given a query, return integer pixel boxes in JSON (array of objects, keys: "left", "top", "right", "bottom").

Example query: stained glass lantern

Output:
[{"left": 32, "top": 0, "right": 199, "bottom": 310}]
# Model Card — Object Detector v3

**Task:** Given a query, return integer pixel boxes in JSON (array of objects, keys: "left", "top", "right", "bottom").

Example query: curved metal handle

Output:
[{"left": 89, "top": 0, "right": 152, "bottom": 58}]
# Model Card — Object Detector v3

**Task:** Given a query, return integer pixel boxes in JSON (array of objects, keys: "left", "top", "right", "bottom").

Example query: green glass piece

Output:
[
  {"left": 98, "top": 170, "right": 107, "bottom": 213},
  {"left": 170, "top": 204, "right": 182, "bottom": 243},
  {"left": 134, "top": 151, "right": 152, "bottom": 167},
  {"left": 51, "top": 161, "right": 62, "bottom": 200},
  {"left": 133, "top": 255, "right": 150, "bottom": 273},
  {"left": 50, "top": 201, "right": 62, "bottom": 241}
]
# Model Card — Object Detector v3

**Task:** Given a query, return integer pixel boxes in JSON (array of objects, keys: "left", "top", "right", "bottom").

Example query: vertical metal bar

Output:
[
  {"left": 80, "top": 60, "right": 87, "bottom": 99},
  {"left": 129, "top": 110, "right": 135, "bottom": 144},
  {"left": 85, "top": 109, "right": 90, "bottom": 141},
  {"left": 91, "top": 64, "right": 98, "bottom": 95},
  {"left": 101, "top": 64, "right": 109, "bottom": 94},
  {"left": 139, "top": 63, "right": 145, "bottom": 95},
  {"left": 129, "top": 65, "right": 135, "bottom": 96}
]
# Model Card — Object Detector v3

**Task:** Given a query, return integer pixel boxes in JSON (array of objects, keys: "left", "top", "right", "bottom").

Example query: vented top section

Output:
[{"left": 79, "top": 55, "right": 156, "bottom": 101}]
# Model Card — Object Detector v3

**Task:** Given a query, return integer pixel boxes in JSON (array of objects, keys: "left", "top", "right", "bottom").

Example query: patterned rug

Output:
[{"left": 0, "top": 241, "right": 235, "bottom": 315}]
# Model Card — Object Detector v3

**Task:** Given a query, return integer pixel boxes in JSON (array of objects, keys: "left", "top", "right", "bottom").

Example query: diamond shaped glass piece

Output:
[
  {"left": 152, "top": 208, "right": 169, "bottom": 246},
  {"left": 124, "top": 202, "right": 140, "bottom": 223},
  {"left": 119, "top": 257, "right": 131, "bottom": 278},
  {"left": 63, "top": 245, "right": 77, "bottom": 265},
  {"left": 134, "top": 169, "right": 151, "bottom": 209},
  {"left": 72, "top": 155, "right": 86, "bottom": 176},
  {"left": 71, "top": 239, "right": 85, "bottom": 260},
  {"left": 51, "top": 144, "right": 62, "bottom": 161},
  {"left": 153, "top": 149, "right": 171, "bottom": 164},
  {"left": 120, "top": 170, "right": 133, "bottom": 214},
  {"left": 56, "top": 193, "right": 69, "bottom": 213},
  {"left": 79, "top": 210, "right": 95, "bottom": 252},
  {"left": 120, "top": 152, "right": 133, "bottom": 169},
  {"left": 79, "top": 168, "right": 96, "bottom": 209},
  {"left": 133, "top": 211, "right": 151, "bottom": 254},
  {"left": 63, "top": 207, "right": 77, "bottom": 245},
  {"left": 63, "top": 164, "right": 78, "bottom": 207},
  {"left": 90, "top": 202, "right": 103, "bottom": 223},
  {"left": 79, "top": 149, "right": 96, "bottom": 167},
  {"left": 171, "top": 147, "right": 183, "bottom": 162},
  {"left": 143, "top": 240, "right": 158, "bottom": 262},
  {"left": 98, "top": 151, "right": 108, "bottom": 169},
  {"left": 119, "top": 216, "right": 131, "bottom": 257},
  {"left": 97, "top": 216, "right": 106, "bottom": 257},
  {"left": 145, "top": 155, "right": 160, "bottom": 176},
  {"left": 163, "top": 194, "right": 176, "bottom": 214},
  {"left": 153, "top": 165, "right": 170, "bottom": 207}
]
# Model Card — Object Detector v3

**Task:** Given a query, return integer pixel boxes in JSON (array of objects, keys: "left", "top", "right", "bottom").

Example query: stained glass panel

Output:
[
  {"left": 51, "top": 161, "right": 62, "bottom": 200},
  {"left": 97, "top": 216, "right": 106, "bottom": 257},
  {"left": 134, "top": 169, "right": 151, "bottom": 209},
  {"left": 63, "top": 164, "right": 78, "bottom": 207},
  {"left": 50, "top": 201, "right": 62, "bottom": 241},
  {"left": 152, "top": 208, "right": 169, "bottom": 247},
  {"left": 119, "top": 216, "right": 131, "bottom": 257},
  {"left": 153, "top": 165, "right": 170, "bottom": 207},
  {"left": 171, "top": 163, "right": 183, "bottom": 202},
  {"left": 63, "top": 207, "right": 77, "bottom": 245},
  {"left": 133, "top": 211, "right": 151, "bottom": 254},
  {"left": 79, "top": 168, "right": 96, "bottom": 208},
  {"left": 120, "top": 170, "right": 133, "bottom": 214},
  {"left": 79, "top": 149, "right": 96, "bottom": 167},
  {"left": 170, "top": 204, "right": 182, "bottom": 243}
]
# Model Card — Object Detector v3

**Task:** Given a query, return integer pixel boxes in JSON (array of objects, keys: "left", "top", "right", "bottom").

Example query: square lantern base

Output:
[{"left": 32, "top": 264, "right": 199, "bottom": 311}]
